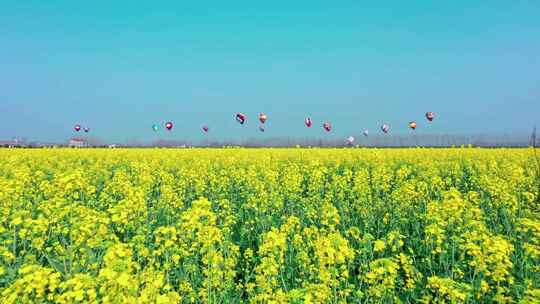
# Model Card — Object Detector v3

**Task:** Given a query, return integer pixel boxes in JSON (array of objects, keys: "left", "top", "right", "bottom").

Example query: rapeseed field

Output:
[{"left": 0, "top": 148, "right": 539, "bottom": 303}]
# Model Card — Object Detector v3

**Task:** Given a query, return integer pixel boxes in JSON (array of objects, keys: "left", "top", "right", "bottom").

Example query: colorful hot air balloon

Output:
[
  {"left": 202, "top": 125, "right": 209, "bottom": 133},
  {"left": 83, "top": 127, "right": 90, "bottom": 133},
  {"left": 259, "top": 125, "right": 265, "bottom": 132},
  {"left": 346, "top": 136, "right": 355, "bottom": 145},
  {"left": 363, "top": 129, "right": 369, "bottom": 137},
  {"left": 426, "top": 112, "right": 434, "bottom": 122},
  {"left": 323, "top": 122, "right": 332, "bottom": 132},
  {"left": 74, "top": 124, "right": 81, "bottom": 132},
  {"left": 259, "top": 113, "right": 267, "bottom": 124},
  {"left": 152, "top": 124, "right": 159, "bottom": 132},
  {"left": 165, "top": 121, "right": 173, "bottom": 131},
  {"left": 305, "top": 118, "right": 312, "bottom": 128},
  {"left": 381, "top": 123, "right": 390, "bottom": 134},
  {"left": 236, "top": 113, "right": 247, "bottom": 125},
  {"left": 409, "top": 121, "right": 417, "bottom": 130}
]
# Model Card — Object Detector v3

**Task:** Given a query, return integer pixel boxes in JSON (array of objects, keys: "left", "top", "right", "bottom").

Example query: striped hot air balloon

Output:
[
  {"left": 409, "top": 121, "right": 417, "bottom": 130},
  {"left": 305, "top": 118, "right": 312, "bottom": 128},
  {"left": 259, "top": 113, "right": 267, "bottom": 124},
  {"left": 381, "top": 123, "right": 390, "bottom": 134},
  {"left": 323, "top": 122, "right": 332, "bottom": 132},
  {"left": 426, "top": 112, "right": 434, "bottom": 122},
  {"left": 202, "top": 125, "right": 209, "bottom": 133},
  {"left": 74, "top": 124, "right": 81, "bottom": 132},
  {"left": 236, "top": 113, "right": 247, "bottom": 125}
]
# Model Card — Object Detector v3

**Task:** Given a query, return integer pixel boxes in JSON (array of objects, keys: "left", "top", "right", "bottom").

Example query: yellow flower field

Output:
[{"left": 0, "top": 148, "right": 539, "bottom": 303}]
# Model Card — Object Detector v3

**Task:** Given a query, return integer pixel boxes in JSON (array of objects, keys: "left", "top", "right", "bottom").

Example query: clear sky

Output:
[{"left": 1, "top": 1, "right": 539, "bottom": 143}]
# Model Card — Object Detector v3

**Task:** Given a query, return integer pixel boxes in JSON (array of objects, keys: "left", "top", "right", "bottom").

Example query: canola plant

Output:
[{"left": 0, "top": 148, "right": 539, "bottom": 303}]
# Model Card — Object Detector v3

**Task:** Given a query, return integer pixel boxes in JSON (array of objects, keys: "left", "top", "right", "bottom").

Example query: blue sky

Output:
[{"left": 1, "top": 1, "right": 539, "bottom": 143}]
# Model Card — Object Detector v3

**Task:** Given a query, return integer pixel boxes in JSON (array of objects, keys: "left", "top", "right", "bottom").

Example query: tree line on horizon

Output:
[{"left": 4, "top": 133, "right": 536, "bottom": 148}]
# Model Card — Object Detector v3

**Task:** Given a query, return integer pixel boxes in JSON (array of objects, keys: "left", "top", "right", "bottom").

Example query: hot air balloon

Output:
[
  {"left": 305, "top": 118, "right": 312, "bottom": 128},
  {"left": 165, "top": 121, "right": 173, "bottom": 131},
  {"left": 259, "top": 113, "right": 267, "bottom": 124},
  {"left": 346, "top": 136, "right": 355, "bottom": 145},
  {"left": 381, "top": 124, "right": 390, "bottom": 134},
  {"left": 74, "top": 124, "right": 81, "bottom": 132},
  {"left": 363, "top": 129, "right": 369, "bottom": 137},
  {"left": 409, "top": 121, "right": 417, "bottom": 130},
  {"left": 83, "top": 127, "right": 90, "bottom": 133},
  {"left": 259, "top": 125, "right": 265, "bottom": 132},
  {"left": 236, "top": 113, "right": 247, "bottom": 125},
  {"left": 426, "top": 112, "right": 434, "bottom": 122},
  {"left": 202, "top": 125, "right": 209, "bottom": 133},
  {"left": 323, "top": 122, "right": 332, "bottom": 132},
  {"left": 152, "top": 124, "right": 159, "bottom": 132}
]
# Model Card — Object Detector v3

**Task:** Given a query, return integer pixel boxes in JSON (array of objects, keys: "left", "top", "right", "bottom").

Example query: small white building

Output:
[
  {"left": 0, "top": 140, "right": 26, "bottom": 148},
  {"left": 68, "top": 138, "right": 89, "bottom": 148}
]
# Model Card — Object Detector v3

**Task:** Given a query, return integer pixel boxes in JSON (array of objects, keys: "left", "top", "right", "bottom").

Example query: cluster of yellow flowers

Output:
[{"left": 0, "top": 148, "right": 539, "bottom": 303}]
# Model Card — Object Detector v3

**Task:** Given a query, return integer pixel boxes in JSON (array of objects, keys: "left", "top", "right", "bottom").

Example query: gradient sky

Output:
[{"left": 1, "top": 1, "right": 539, "bottom": 143}]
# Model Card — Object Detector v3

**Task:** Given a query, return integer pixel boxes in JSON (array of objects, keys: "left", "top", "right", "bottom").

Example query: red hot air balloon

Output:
[
  {"left": 259, "top": 113, "right": 267, "bottom": 124},
  {"left": 74, "top": 124, "right": 81, "bottom": 132},
  {"left": 381, "top": 123, "right": 390, "bottom": 134},
  {"left": 236, "top": 113, "right": 247, "bottom": 125},
  {"left": 202, "top": 125, "right": 209, "bottom": 133},
  {"left": 323, "top": 122, "right": 332, "bottom": 132},
  {"left": 165, "top": 121, "right": 173, "bottom": 131},
  {"left": 305, "top": 118, "right": 312, "bottom": 128},
  {"left": 426, "top": 112, "right": 434, "bottom": 122},
  {"left": 409, "top": 121, "right": 417, "bottom": 130}
]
